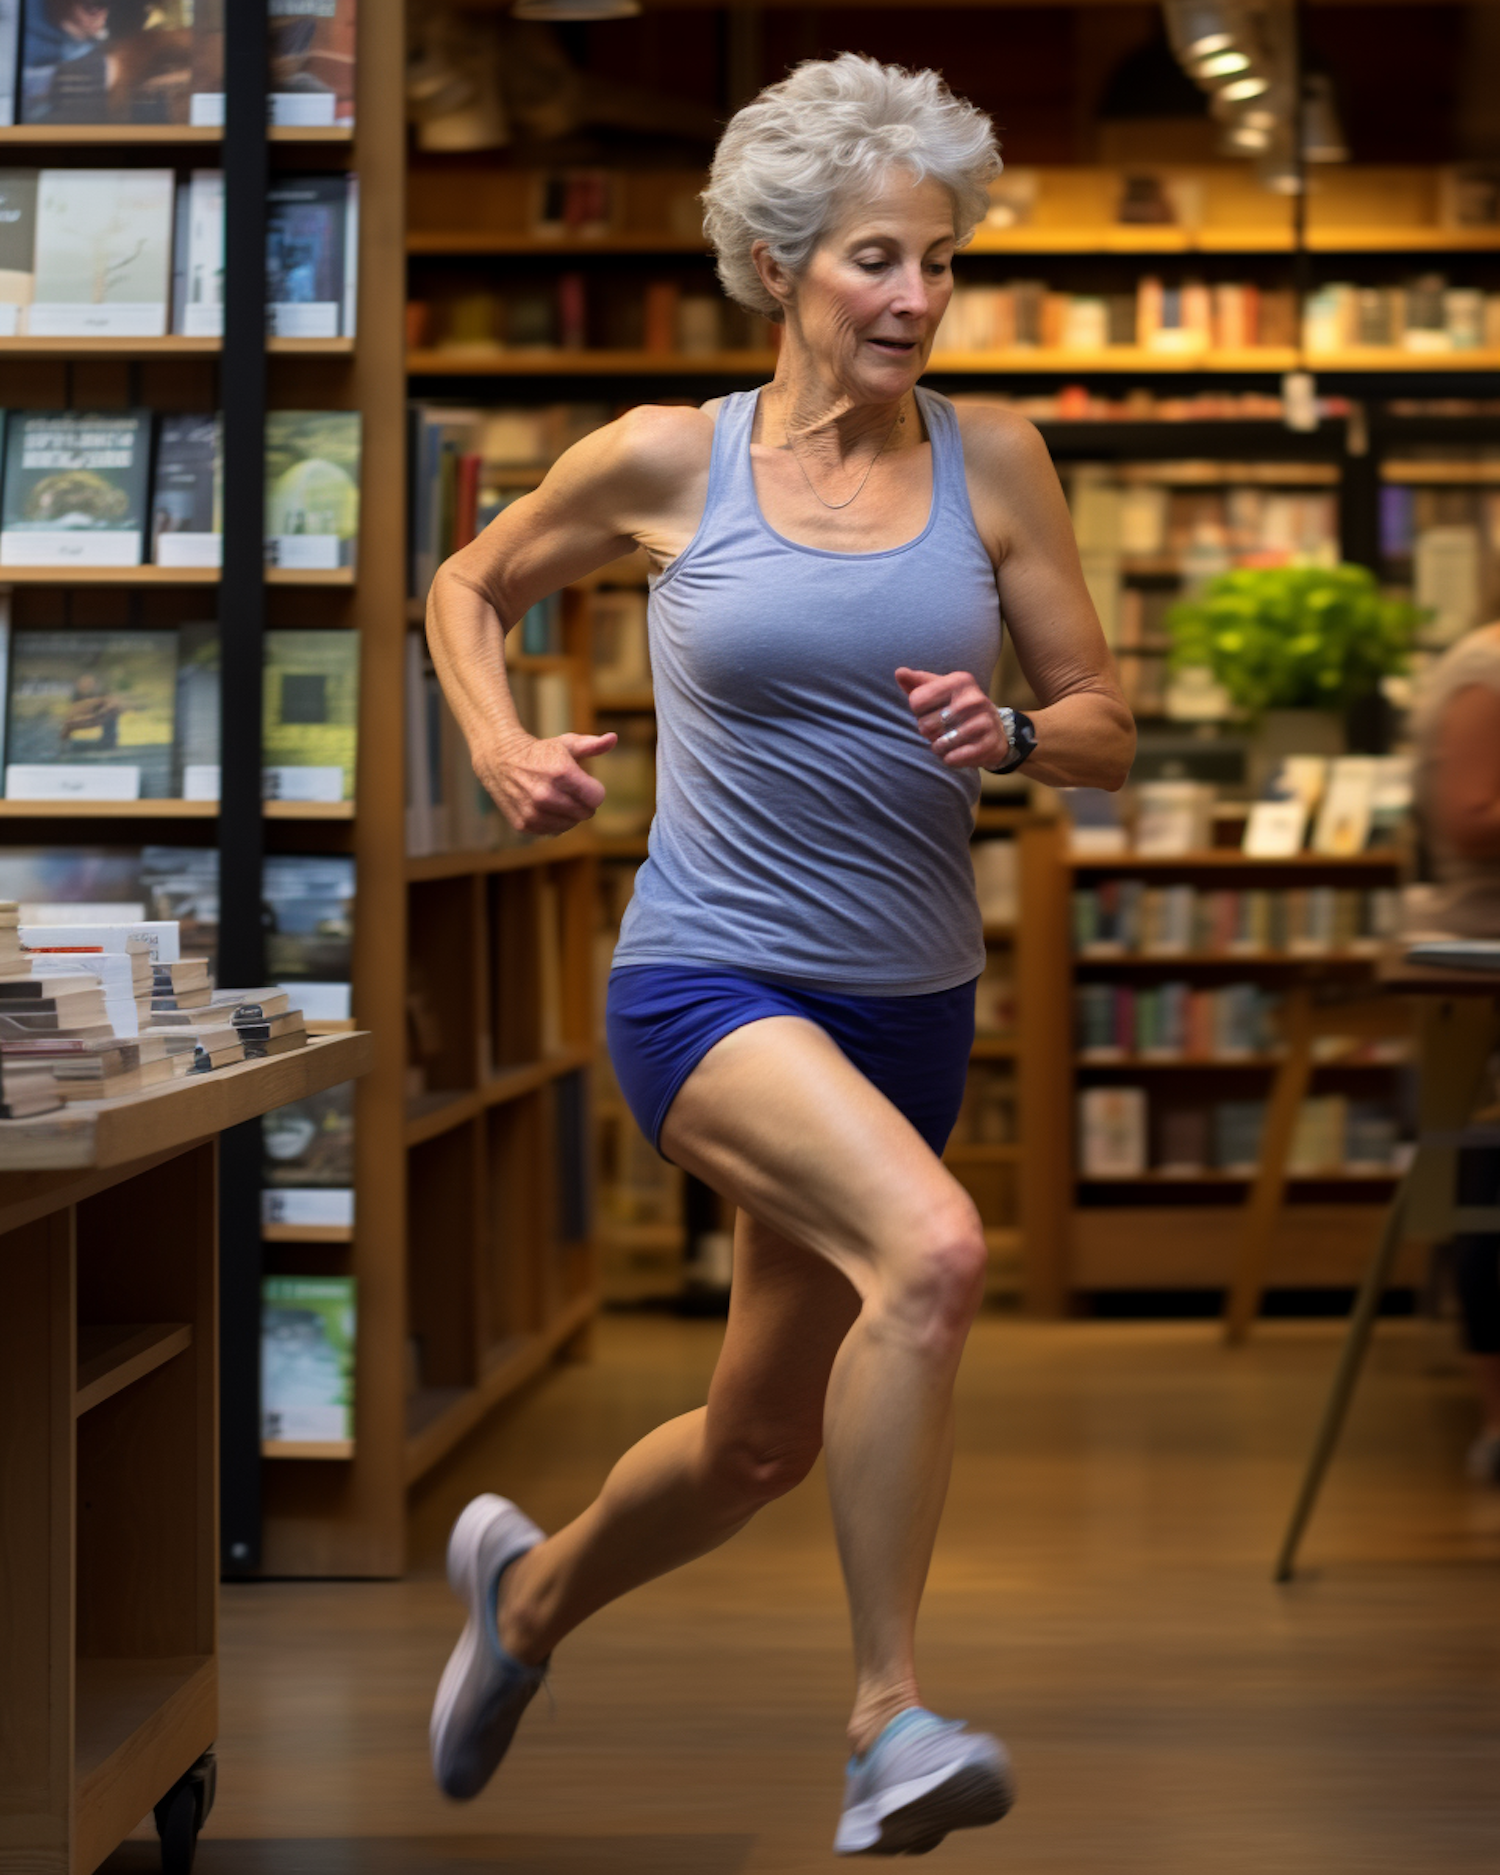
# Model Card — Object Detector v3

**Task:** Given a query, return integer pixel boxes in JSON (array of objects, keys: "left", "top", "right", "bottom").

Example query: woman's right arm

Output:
[{"left": 426, "top": 404, "right": 709, "bottom": 835}]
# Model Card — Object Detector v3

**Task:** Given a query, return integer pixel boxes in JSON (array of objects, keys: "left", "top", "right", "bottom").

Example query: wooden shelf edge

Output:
[
  {"left": 74, "top": 1322, "right": 192, "bottom": 1417},
  {"left": 0, "top": 565, "right": 353, "bottom": 587},
  {"left": 1075, "top": 951, "right": 1382, "bottom": 968},
  {"left": 404, "top": 1047, "right": 592, "bottom": 1147},
  {"left": 1069, "top": 850, "right": 1404, "bottom": 870},
  {"left": 1076, "top": 1053, "right": 1403, "bottom": 1070},
  {"left": 403, "top": 1286, "right": 599, "bottom": 1486},
  {"left": 0, "top": 125, "right": 351, "bottom": 145},
  {"left": 1077, "top": 1169, "right": 1402, "bottom": 1187},
  {"left": 405, "top": 824, "right": 597, "bottom": 880},
  {"left": 0, "top": 798, "right": 353, "bottom": 820},
  {"left": 262, "top": 1438, "right": 354, "bottom": 1460},
  {"left": 74, "top": 1655, "right": 215, "bottom": 1873}
]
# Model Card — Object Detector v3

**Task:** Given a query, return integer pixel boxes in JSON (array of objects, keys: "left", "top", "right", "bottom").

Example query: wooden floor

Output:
[{"left": 104, "top": 1313, "right": 1500, "bottom": 1873}]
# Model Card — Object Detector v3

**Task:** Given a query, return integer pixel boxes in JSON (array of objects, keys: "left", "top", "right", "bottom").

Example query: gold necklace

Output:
[{"left": 785, "top": 404, "right": 907, "bottom": 512}]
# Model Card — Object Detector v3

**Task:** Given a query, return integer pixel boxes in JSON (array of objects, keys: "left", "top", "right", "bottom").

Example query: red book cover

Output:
[
  {"left": 453, "top": 453, "right": 481, "bottom": 551},
  {"left": 269, "top": 0, "right": 356, "bottom": 128}
]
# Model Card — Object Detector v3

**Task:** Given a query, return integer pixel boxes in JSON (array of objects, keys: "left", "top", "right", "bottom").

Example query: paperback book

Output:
[
  {"left": 261, "top": 1275, "right": 356, "bottom": 1453},
  {"left": 5, "top": 629, "right": 176, "bottom": 799},
  {"left": 0, "top": 168, "right": 37, "bottom": 334},
  {"left": 1, "top": 409, "right": 152, "bottom": 566},
  {"left": 30, "top": 168, "right": 174, "bottom": 336},
  {"left": 140, "top": 845, "right": 216, "bottom": 965},
  {"left": 171, "top": 168, "right": 223, "bottom": 337},
  {"left": 174, "top": 622, "right": 218, "bottom": 798},
  {"left": 0, "top": 4, "right": 18, "bottom": 127},
  {"left": 268, "top": 0, "right": 355, "bottom": 129},
  {"left": 20, "top": 0, "right": 201, "bottom": 125},
  {"left": 263, "top": 629, "right": 359, "bottom": 801},
  {"left": 262, "top": 1080, "right": 354, "bottom": 1227},
  {"left": 264, "top": 411, "right": 361, "bottom": 570},
  {"left": 262, "top": 854, "right": 353, "bottom": 1020},
  {"left": 266, "top": 173, "right": 356, "bottom": 339},
  {"left": 151, "top": 415, "right": 221, "bottom": 566}
]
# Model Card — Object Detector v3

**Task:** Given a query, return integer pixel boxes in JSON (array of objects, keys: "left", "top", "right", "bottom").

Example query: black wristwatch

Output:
[{"left": 988, "top": 706, "right": 1037, "bottom": 775}]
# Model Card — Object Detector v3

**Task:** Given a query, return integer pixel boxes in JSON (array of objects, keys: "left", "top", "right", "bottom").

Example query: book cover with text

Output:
[
  {"left": 1, "top": 409, "right": 151, "bottom": 565},
  {"left": 263, "top": 628, "right": 358, "bottom": 800},
  {"left": 265, "top": 173, "right": 348, "bottom": 338},
  {"left": 261, "top": 1275, "right": 355, "bottom": 1452},
  {"left": 152, "top": 413, "right": 221, "bottom": 565},
  {"left": 264, "top": 410, "right": 361, "bottom": 569}
]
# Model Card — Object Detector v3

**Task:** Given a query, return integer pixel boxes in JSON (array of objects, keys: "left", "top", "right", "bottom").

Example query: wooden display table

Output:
[{"left": 0, "top": 1033, "right": 371, "bottom": 1875}]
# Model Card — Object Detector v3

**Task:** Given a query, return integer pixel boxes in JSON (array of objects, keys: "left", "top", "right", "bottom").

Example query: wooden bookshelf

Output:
[
  {"left": 1032, "top": 845, "right": 1412, "bottom": 1306},
  {"left": 0, "top": 565, "right": 354, "bottom": 586},
  {"left": 0, "top": 125, "right": 353, "bottom": 145},
  {"left": 0, "top": 338, "right": 353, "bottom": 358},
  {"left": 0, "top": 799, "right": 353, "bottom": 820}
]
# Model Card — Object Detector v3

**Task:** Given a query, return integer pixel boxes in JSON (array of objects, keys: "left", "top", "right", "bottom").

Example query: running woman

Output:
[{"left": 425, "top": 53, "right": 1134, "bottom": 1856}]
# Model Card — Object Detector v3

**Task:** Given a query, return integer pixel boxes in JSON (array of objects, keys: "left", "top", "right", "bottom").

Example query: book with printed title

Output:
[
  {"left": 152, "top": 414, "right": 220, "bottom": 566},
  {"left": 263, "top": 629, "right": 359, "bottom": 801},
  {"left": 266, "top": 173, "right": 354, "bottom": 338},
  {"left": 263, "top": 853, "right": 354, "bottom": 1020},
  {"left": 261, "top": 1274, "right": 356, "bottom": 1453},
  {"left": 5, "top": 628, "right": 177, "bottom": 800},
  {"left": 1, "top": 409, "right": 152, "bottom": 566},
  {"left": 172, "top": 168, "right": 223, "bottom": 337}
]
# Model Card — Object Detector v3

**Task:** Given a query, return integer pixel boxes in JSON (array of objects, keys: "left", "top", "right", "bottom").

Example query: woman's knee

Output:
[
  {"left": 874, "top": 1199, "right": 987, "bottom": 1354},
  {"left": 702, "top": 1424, "right": 823, "bottom": 1509}
]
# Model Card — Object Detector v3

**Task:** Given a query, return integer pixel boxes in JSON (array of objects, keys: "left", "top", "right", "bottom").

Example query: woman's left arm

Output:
[{"left": 900, "top": 407, "right": 1135, "bottom": 790}]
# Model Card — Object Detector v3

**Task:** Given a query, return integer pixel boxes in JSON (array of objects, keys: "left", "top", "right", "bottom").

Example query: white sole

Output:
[{"left": 835, "top": 1748, "right": 1013, "bottom": 1856}]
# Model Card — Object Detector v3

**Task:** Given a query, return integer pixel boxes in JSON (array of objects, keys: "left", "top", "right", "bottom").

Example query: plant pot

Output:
[{"left": 1249, "top": 708, "right": 1346, "bottom": 798}]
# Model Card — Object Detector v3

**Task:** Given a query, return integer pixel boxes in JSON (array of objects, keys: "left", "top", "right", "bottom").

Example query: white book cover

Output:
[
  {"left": 1134, "top": 782, "right": 1211, "bottom": 857},
  {"left": 262, "top": 1187, "right": 355, "bottom": 1229},
  {"left": 31, "top": 169, "right": 173, "bottom": 337},
  {"left": 283, "top": 981, "right": 351, "bottom": 1021},
  {"left": 156, "top": 531, "right": 221, "bottom": 568},
  {"left": 263, "top": 765, "right": 344, "bottom": 803},
  {"left": 6, "top": 764, "right": 139, "bottom": 800},
  {"left": 1313, "top": 758, "right": 1379, "bottom": 857},
  {"left": 1, "top": 530, "right": 143, "bottom": 567},
  {"left": 1243, "top": 800, "right": 1309, "bottom": 858},
  {"left": 176, "top": 170, "right": 224, "bottom": 339}
]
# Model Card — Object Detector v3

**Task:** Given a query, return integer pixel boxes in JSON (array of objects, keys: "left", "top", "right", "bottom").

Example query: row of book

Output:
[
  {"left": 1, "top": 0, "right": 355, "bottom": 129},
  {"left": 407, "top": 278, "right": 772, "bottom": 361},
  {"left": 0, "top": 408, "right": 360, "bottom": 571},
  {"left": 937, "top": 277, "right": 1500, "bottom": 355},
  {"left": 1079, "top": 1086, "right": 1406, "bottom": 1180},
  {"left": 0, "top": 623, "right": 358, "bottom": 805},
  {"left": 950, "top": 1065, "right": 1017, "bottom": 1148},
  {"left": 1072, "top": 885, "right": 1402, "bottom": 957},
  {"left": 0, "top": 168, "right": 357, "bottom": 340},
  {"left": 404, "top": 634, "right": 575, "bottom": 857},
  {"left": 0, "top": 848, "right": 356, "bottom": 1022},
  {"left": 954, "top": 389, "right": 1350, "bottom": 425},
  {"left": 1070, "top": 476, "right": 1340, "bottom": 563},
  {"left": 1077, "top": 982, "right": 1276, "bottom": 1061}
]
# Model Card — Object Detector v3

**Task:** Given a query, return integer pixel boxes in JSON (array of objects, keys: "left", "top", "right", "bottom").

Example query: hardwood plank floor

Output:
[{"left": 104, "top": 1315, "right": 1500, "bottom": 1873}]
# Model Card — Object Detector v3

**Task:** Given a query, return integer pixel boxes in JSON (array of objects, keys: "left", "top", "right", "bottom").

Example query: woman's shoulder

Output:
[{"left": 943, "top": 396, "right": 1050, "bottom": 483}]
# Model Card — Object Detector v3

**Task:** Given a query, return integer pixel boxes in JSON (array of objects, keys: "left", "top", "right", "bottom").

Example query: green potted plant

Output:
[{"left": 1166, "top": 564, "right": 1422, "bottom": 785}]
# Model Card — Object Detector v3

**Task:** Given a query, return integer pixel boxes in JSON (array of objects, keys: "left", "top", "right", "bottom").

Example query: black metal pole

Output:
[{"left": 219, "top": 0, "right": 269, "bottom": 1578}]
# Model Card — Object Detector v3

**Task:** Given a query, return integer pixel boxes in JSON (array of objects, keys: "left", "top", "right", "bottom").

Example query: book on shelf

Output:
[
  {"left": 175, "top": 621, "right": 218, "bottom": 798},
  {"left": 1133, "top": 781, "right": 1213, "bottom": 857},
  {"left": 1079, "top": 1087, "right": 1147, "bottom": 1178},
  {"left": 1242, "top": 800, "right": 1309, "bottom": 858},
  {"left": 1311, "top": 758, "right": 1379, "bottom": 857},
  {"left": 591, "top": 587, "right": 650, "bottom": 698},
  {"left": 264, "top": 410, "right": 361, "bottom": 570},
  {"left": 21, "top": 916, "right": 181, "bottom": 960},
  {"left": 268, "top": 0, "right": 355, "bottom": 130},
  {"left": 5, "top": 628, "right": 176, "bottom": 800},
  {"left": 261, "top": 1275, "right": 356, "bottom": 1453},
  {"left": 152, "top": 415, "right": 221, "bottom": 567},
  {"left": 1071, "top": 881, "right": 1400, "bottom": 957},
  {"left": 973, "top": 952, "right": 1014, "bottom": 1036},
  {"left": 0, "top": 4, "right": 16, "bottom": 129},
  {"left": 139, "top": 846, "right": 215, "bottom": 962},
  {"left": 29, "top": 168, "right": 174, "bottom": 337},
  {"left": 262, "top": 1081, "right": 354, "bottom": 1228},
  {"left": 0, "top": 168, "right": 36, "bottom": 335},
  {"left": 262, "top": 854, "right": 353, "bottom": 1022},
  {"left": 266, "top": 173, "right": 358, "bottom": 339},
  {"left": 1, "top": 410, "right": 152, "bottom": 568},
  {"left": 19, "top": 0, "right": 202, "bottom": 125},
  {"left": 172, "top": 168, "right": 223, "bottom": 337},
  {"left": 263, "top": 629, "right": 359, "bottom": 803},
  {"left": 971, "top": 837, "right": 1018, "bottom": 926}
]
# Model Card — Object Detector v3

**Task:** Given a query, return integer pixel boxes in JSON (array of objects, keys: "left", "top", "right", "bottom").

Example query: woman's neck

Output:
[{"left": 757, "top": 332, "right": 915, "bottom": 467}]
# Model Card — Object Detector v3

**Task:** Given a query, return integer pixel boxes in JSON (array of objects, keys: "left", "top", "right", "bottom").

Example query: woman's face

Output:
[{"left": 778, "top": 172, "right": 958, "bottom": 401}]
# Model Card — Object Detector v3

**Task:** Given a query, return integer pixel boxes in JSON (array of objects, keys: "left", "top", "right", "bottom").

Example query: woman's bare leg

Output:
[
  {"left": 658, "top": 1018, "right": 986, "bottom": 1755},
  {"left": 499, "top": 1206, "right": 861, "bottom": 1662}
]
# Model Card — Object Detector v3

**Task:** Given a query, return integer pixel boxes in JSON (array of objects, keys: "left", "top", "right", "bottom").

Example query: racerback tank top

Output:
[{"left": 611, "top": 384, "right": 1003, "bottom": 994}]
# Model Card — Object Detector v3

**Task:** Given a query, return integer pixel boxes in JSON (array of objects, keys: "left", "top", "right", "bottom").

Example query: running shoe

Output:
[
  {"left": 430, "top": 1493, "right": 548, "bottom": 1800},
  {"left": 833, "top": 1708, "right": 1014, "bottom": 1856}
]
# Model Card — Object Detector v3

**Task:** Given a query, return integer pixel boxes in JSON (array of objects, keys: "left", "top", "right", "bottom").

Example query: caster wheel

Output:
[
  {"left": 153, "top": 1781, "right": 197, "bottom": 1875},
  {"left": 153, "top": 1747, "right": 215, "bottom": 1875}
]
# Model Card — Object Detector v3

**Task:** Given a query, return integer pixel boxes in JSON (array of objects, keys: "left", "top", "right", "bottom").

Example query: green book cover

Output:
[
  {"left": 261, "top": 1274, "right": 355, "bottom": 1449},
  {"left": 263, "top": 628, "right": 359, "bottom": 800},
  {"left": 0, "top": 409, "right": 152, "bottom": 566},
  {"left": 6, "top": 629, "right": 177, "bottom": 797},
  {"left": 264, "top": 410, "right": 361, "bottom": 570}
]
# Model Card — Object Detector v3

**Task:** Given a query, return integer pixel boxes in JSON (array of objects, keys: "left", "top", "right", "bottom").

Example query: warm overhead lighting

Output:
[
  {"left": 512, "top": 0, "right": 641, "bottom": 18},
  {"left": 1164, "top": 1, "right": 1251, "bottom": 64},
  {"left": 1194, "top": 49, "right": 1252, "bottom": 79},
  {"left": 1218, "top": 74, "right": 1269, "bottom": 103},
  {"left": 1226, "top": 122, "right": 1272, "bottom": 152},
  {"left": 1300, "top": 73, "right": 1348, "bottom": 164}
]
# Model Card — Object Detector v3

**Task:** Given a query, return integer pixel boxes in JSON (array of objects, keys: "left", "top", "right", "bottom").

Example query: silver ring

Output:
[
  {"left": 941, "top": 727, "right": 959, "bottom": 746},
  {"left": 939, "top": 706, "right": 953, "bottom": 726}
]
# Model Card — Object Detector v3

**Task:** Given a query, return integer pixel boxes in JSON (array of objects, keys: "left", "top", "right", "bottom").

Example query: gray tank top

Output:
[{"left": 611, "top": 384, "right": 1002, "bottom": 994}]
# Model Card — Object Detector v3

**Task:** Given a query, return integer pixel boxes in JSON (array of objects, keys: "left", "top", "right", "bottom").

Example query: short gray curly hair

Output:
[{"left": 701, "top": 54, "right": 1002, "bottom": 322}]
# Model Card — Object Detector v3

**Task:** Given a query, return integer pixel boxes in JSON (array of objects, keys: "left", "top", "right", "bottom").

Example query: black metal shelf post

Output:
[{"left": 219, "top": 0, "right": 270, "bottom": 1579}]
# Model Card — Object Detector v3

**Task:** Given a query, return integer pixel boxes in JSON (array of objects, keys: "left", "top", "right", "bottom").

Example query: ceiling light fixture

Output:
[
  {"left": 1164, "top": 1, "right": 1253, "bottom": 64},
  {"left": 1218, "top": 74, "right": 1270, "bottom": 102},
  {"left": 1194, "top": 49, "right": 1252, "bottom": 79}
]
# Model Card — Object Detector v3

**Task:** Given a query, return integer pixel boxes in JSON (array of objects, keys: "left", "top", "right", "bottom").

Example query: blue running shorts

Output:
[{"left": 606, "top": 965, "right": 978, "bottom": 1159}]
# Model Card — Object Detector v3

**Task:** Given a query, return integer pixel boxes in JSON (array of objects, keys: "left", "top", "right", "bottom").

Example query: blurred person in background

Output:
[
  {"left": 1413, "top": 622, "right": 1500, "bottom": 1481},
  {"left": 424, "top": 51, "right": 1132, "bottom": 1856}
]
